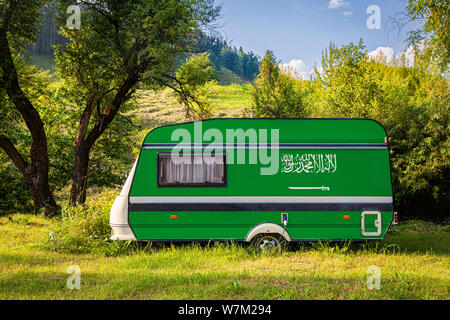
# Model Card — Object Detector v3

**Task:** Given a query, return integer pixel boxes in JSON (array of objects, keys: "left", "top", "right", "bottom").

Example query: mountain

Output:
[{"left": 27, "top": 8, "right": 261, "bottom": 84}]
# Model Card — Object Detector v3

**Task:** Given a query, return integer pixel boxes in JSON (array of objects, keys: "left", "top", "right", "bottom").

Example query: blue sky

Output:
[{"left": 218, "top": 0, "right": 419, "bottom": 77}]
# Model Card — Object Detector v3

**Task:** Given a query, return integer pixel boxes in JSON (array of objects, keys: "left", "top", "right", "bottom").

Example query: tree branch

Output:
[
  {"left": 116, "top": 113, "right": 141, "bottom": 129},
  {"left": 1, "top": 0, "right": 19, "bottom": 31},
  {"left": 0, "top": 133, "right": 28, "bottom": 175}
]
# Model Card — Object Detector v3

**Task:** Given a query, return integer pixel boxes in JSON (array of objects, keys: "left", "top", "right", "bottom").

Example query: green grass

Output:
[
  {"left": 1, "top": 215, "right": 449, "bottom": 300},
  {"left": 209, "top": 84, "right": 253, "bottom": 117}
]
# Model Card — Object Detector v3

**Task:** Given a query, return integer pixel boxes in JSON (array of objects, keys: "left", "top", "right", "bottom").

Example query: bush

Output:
[
  {"left": 392, "top": 219, "right": 450, "bottom": 233},
  {"left": 40, "top": 189, "right": 135, "bottom": 255},
  {"left": 0, "top": 160, "right": 34, "bottom": 216}
]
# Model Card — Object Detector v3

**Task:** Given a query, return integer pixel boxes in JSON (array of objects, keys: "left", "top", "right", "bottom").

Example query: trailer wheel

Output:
[{"left": 251, "top": 234, "right": 285, "bottom": 253}]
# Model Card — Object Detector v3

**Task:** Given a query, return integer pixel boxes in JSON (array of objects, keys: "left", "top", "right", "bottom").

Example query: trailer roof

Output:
[{"left": 143, "top": 118, "right": 387, "bottom": 144}]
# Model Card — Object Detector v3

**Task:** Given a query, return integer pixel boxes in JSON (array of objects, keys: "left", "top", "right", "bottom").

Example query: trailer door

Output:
[{"left": 361, "top": 211, "right": 382, "bottom": 237}]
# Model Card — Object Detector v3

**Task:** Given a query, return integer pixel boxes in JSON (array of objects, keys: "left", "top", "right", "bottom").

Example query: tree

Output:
[
  {"left": 249, "top": 50, "right": 307, "bottom": 118},
  {"left": 174, "top": 52, "right": 217, "bottom": 119},
  {"left": 396, "top": 0, "right": 449, "bottom": 73},
  {"left": 0, "top": 0, "right": 58, "bottom": 216},
  {"left": 54, "top": 0, "right": 219, "bottom": 204},
  {"left": 318, "top": 41, "right": 383, "bottom": 118}
]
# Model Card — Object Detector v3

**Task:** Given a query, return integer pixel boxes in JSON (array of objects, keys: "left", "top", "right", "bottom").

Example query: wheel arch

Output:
[{"left": 245, "top": 223, "right": 291, "bottom": 242}]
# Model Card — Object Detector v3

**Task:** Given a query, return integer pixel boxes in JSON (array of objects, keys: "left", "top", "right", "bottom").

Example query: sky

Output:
[{"left": 218, "top": 0, "right": 420, "bottom": 78}]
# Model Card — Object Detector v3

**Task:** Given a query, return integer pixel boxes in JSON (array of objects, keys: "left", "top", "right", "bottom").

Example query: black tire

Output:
[{"left": 251, "top": 233, "right": 286, "bottom": 253}]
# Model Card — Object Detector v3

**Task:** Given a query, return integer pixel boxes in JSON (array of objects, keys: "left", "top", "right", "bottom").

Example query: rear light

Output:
[
  {"left": 392, "top": 212, "right": 398, "bottom": 225},
  {"left": 385, "top": 137, "right": 389, "bottom": 144}
]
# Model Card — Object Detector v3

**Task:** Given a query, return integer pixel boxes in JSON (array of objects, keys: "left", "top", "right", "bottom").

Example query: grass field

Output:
[
  {"left": 135, "top": 84, "right": 252, "bottom": 129},
  {"left": 0, "top": 214, "right": 448, "bottom": 300}
]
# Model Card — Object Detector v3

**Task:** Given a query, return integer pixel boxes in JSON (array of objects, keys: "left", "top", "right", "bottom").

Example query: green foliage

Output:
[
  {"left": 176, "top": 53, "right": 216, "bottom": 86},
  {"left": 51, "top": 0, "right": 220, "bottom": 204},
  {"left": 316, "top": 41, "right": 449, "bottom": 219},
  {"left": 0, "top": 54, "right": 52, "bottom": 151},
  {"left": 0, "top": 0, "right": 48, "bottom": 50},
  {"left": 87, "top": 116, "right": 139, "bottom": 188},
  {"left": 249, "top": 50, "right": 307, "bottom": 118},
  {"left": 0, "top": 162, "right": 33, "bottom": 215},
  {"left": 173, "top": 53, "right": 218, "bottom": 119},
  {"left": 55, "top": 0, "right": 220, "bottom": 95},
  {"left": 318, "top": 41, "right": 380, "bottom": 118},
  {"left": 406, "top": 0, "right": 449, "bottom": 73},
  {"left": 40, "top": 188, "right": 134, "bottom": 255}
]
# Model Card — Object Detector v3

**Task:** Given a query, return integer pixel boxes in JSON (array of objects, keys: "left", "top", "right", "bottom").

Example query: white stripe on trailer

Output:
[
  {"left": 129, "top": 196, "right": 393, "bottom": 204},
  {"left": 142, "top": 143, "right": 387, "bottom": 150}
]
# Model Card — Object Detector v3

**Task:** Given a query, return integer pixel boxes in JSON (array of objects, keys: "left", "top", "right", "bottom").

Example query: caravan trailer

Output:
[{"left": 110, "top": 119, "right": 396, "bottom": 250}]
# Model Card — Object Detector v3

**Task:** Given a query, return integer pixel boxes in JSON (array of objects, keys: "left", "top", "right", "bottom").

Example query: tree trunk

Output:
[
  {"left": 69, "top": 143, "right": 90, "bottom": 205},
  {"left": 0, "top": 135, "right": 58, "bottom": 216},
  {"left": 69, "top": 75, "right": 139, "bottom": 205},
  {"left": 25, "top": 163, "right": 58, "bottom": 216},
  {"left": 69, "top": 94, "right": 96, "bottom": 205},
  {"left": 0, "top": 26, "right": 58, "bottom": 216}
]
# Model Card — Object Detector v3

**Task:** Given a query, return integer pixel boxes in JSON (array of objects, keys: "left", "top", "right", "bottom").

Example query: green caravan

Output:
[{"left": 110, "top": 119, "right": 397, "bottom": 249}]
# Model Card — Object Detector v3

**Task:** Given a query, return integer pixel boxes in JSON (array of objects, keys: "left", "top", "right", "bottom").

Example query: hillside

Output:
[
  {"left": 215, "top": 67, "right": 248, "bottom": 85},
  {"left": 134, "top": 84, "right": 253, "bottom": 130}
]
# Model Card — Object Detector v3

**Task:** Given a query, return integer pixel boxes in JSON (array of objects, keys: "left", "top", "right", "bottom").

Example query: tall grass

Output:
[{"left": 39, "top": 189, "right": 135, "bottom": 256}]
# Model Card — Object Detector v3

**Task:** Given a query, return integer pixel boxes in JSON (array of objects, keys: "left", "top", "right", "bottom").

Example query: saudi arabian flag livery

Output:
[{"left": 110, "top": 119, "right": 395, "bottom": 243}]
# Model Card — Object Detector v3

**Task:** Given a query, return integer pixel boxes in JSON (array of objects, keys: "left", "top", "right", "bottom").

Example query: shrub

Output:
[{"left": 40, "top": 189, "right": 135, "bottom": 255}]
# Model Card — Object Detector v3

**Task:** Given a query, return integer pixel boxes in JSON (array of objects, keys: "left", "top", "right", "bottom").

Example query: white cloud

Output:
[
  {"left": 280, "top": 59, "right": 311, "bottom": 80},
  {"left": 368, "top": 46, "right": 419, "bottom": 67},
  {"left": 395, "top": 41, "right": 428, "bottom": 67},
  {"left": 368, "top": 47, "right": 395, "bottom": 63},
  {"left": 328, "top": 0, "right": 349, "bottom": 9},
  {"left": 343, "top": 11, "right": 353, "bottom": 16}
]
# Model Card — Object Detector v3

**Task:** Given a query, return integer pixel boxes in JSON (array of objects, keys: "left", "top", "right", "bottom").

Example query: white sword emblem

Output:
[{"left": 289, "top": 186, "right": 330, "bottom": 191}]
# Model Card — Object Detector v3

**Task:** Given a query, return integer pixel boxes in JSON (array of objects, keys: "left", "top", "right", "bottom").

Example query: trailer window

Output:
[{"left": 158, "top": 153, "right": 226, "bottom": 186}]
